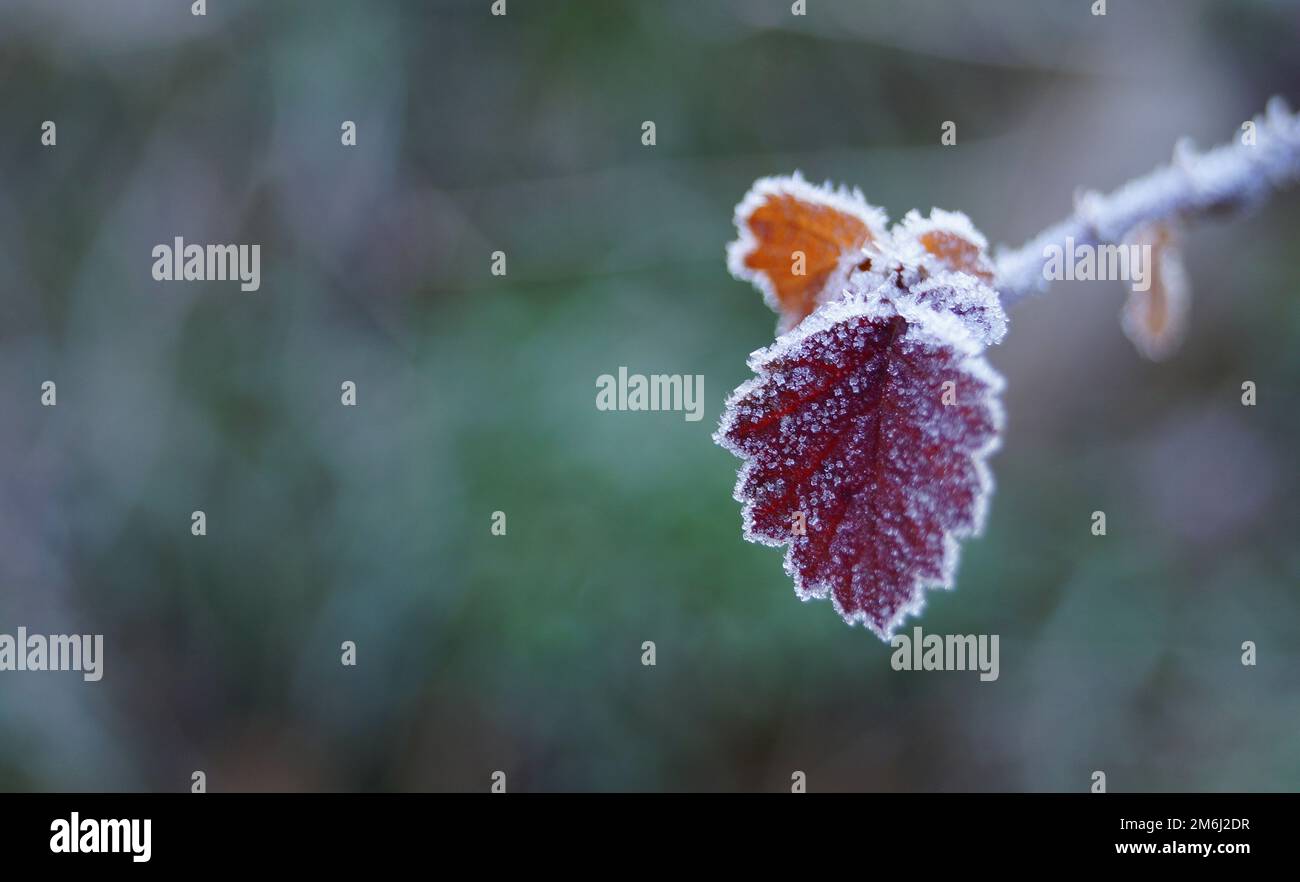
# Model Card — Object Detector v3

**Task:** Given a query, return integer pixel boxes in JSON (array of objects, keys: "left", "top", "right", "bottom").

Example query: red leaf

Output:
[{"left": 715, "top": 283, "right": 1005, "bottom": 638}]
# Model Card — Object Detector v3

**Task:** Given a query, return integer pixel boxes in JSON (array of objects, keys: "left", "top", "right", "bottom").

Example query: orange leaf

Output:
[
  {"left": 728, "top": 173, "right": 887, "bottom": 332},
  {"left": 1121, "top": 222, "right": 1190, "bottom": 360},
  {"left": 894, "top": 209, "right": 995, "bottom": 284}
]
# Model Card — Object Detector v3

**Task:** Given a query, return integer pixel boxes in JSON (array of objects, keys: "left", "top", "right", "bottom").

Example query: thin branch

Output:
[{"left": 994, "top": 97, "right": 1300, "bottom": 307}]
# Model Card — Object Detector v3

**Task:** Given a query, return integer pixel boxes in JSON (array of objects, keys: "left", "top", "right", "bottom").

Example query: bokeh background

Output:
[{"left": 1, "top": 0, "right": 1297, "bottom": 792}]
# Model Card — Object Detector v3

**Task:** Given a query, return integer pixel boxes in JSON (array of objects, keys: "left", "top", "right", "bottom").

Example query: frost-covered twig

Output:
[{"left": 994, "top": 97, "right": 1300, "bottom": 307}]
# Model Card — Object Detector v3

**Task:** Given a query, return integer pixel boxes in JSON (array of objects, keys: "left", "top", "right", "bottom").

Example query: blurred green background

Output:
[{"left": 1, "top": 0, "right": 1297, "bottom": 792}]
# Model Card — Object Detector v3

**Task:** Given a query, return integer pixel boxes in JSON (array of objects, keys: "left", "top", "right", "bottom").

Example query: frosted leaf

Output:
[
  {"left": 721, "top": 176, "right": 1007, "bottom": 636},
  {"left": 891, "top": 208, "right": 996, "bottom": 284},
  {"left": 715, "top": 282, "right": 1005, "bottom": 640},
  {"left": 728, "top": 172, "right": 888, "bottom": 333},
  {"left": 905, "top": 271, "right": 1007, "bottom": 346},
  {"left": 1121, "top": 221, "right": 1190, "bottom": 360}
]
